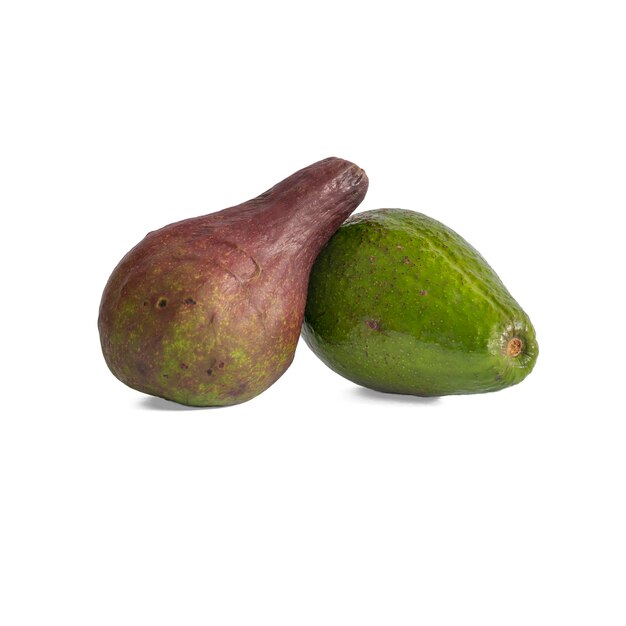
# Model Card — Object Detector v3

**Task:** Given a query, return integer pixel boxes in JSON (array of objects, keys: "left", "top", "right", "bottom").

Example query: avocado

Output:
[
  {"left": 98, "top": 158, "right": 368, "bottom": 406},
  {"left": 302, "top": 209, "right": 538, "bottom": 396}
]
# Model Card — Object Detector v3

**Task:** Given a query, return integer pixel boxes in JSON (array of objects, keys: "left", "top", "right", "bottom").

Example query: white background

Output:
[{"left": 1, "top": 1, "right": 625, "bottom": 624}]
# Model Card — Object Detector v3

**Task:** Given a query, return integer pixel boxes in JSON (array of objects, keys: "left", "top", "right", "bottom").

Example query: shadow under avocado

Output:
[
  {"left": 138, "top": 387, "right": 442, "bottom": 410},
  {"left": 352, "top": 386, "right": 442, "bottom": 405},
  {"left": 137, "top": 396, "right": 220, "bottom": 411}
]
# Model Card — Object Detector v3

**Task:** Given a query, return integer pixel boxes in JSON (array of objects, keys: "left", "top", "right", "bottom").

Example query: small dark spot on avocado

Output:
[
  {"left": 229, "top": 382, "right": 248, "bottom": 397},
  {"left": 495, "top": 373, "right": 503, "bottom": 382},
  {"left": 218, "top": 361, "right": 224, "bottom": 369},
  {"left": 369, "top": 256, "right": 376, "bottom": 262},
  {"left": 180, "top": 363, "right": 188, "bottom": 369},
  {"left": 163, "top": 374, "right": 169, "bottom": 378},
  {"left": 396, "top": 244, "right": 404, "bottom": 250},
  {"left": 402, "top": 256, "right": 411, "bottom": 265},
  {"left": 184, "top": 298, "right": 197, "bottom": 305},
  {"left": 157, "top": 298, "right": 168, "bottom": 308},
  {"left": 365, "top": 319, "right": 381, "bottom": 331},
  {"left": 206, "top": 369, "right": 213, "bottom": 375},
  {"left": 419, "top": 290, "right": 428, "bottom": 296},
  {"left": 143, "top": 301, "right": 148, "bottom": 306}
]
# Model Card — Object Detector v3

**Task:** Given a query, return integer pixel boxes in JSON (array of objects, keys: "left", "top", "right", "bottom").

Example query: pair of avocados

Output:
[{"left": 99, "top": 158, "right": 537, "bottom": 406}]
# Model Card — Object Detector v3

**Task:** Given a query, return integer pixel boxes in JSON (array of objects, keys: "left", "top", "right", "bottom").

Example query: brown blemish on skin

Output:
[
  {"left": 402, "top": 256, "right": 411, "bottom": 264},
  {"left": 157, "top": 298, "right": 168, "bottom": 308},
  {"left": 218, "top": 361, "right": 224, "bottom": 369},
  {"left": 365, "top": 319, "right": 381, "bottom": 331},
  {"left": 184, "top": 298, "right": 197, "bottom": 305},
  {"left": 229, "top": 382, "right": 248, "bottom": 397},
  {"left": 396, "top": 244, "right": 404, "bottom": 250},
  {"left": 180, "top": 363, "right": 189, "bottom": 369},
  {"left": 213, "top": 241, "right": 261, "bottom": 283},
  {"left": 206, "top": 369, "right": 213, "bottom": 375},
  {"left": 369, "top": 256, "right": 376, "bottom": 262},
  {"left": 419, "top": 290, "right": 428, "bottom": 296},
  {"left": 507, "top": 337, "right": 524, "bottom": 357}
]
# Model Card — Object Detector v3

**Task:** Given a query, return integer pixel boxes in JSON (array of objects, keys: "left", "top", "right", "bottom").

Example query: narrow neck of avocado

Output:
[{"left": 241, "top": 158, "right": 368, "bottom": 263}]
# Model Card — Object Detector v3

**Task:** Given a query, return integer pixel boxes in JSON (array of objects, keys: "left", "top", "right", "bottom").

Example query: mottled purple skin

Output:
[{"left": 98, "top": 157, "right": 368, "bottom": 406}]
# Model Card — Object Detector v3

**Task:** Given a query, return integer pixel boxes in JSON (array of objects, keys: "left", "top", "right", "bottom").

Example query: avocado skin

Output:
[{"left": 303, "top": 209, "right": 538, "bottom": 396}]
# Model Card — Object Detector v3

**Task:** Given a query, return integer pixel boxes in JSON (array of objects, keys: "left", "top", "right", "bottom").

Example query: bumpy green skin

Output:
[{"left": 303, "top": 209, "right": 538, "bottom": 396}]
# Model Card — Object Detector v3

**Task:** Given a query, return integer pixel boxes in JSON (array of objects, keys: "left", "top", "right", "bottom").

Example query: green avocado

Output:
[{"left": 302, "top": 209, "right": 538, "bottom": 396}]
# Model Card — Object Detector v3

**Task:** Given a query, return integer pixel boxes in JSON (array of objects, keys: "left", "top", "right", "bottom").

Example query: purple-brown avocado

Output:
[{"left": 98, "top": 157, "right": 368, "bottom": 406}]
